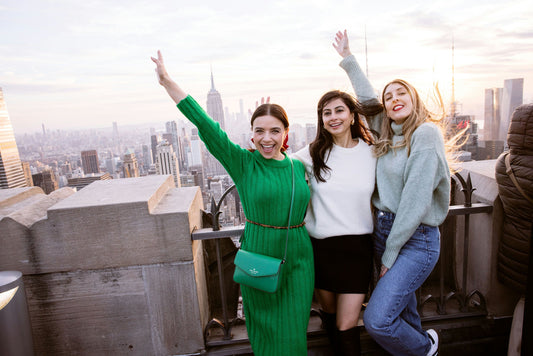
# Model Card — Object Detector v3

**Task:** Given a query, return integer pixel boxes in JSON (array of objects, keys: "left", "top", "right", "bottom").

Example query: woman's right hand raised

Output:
[{"left": 333, "top": 30, "right": 352, "bottom": 59}]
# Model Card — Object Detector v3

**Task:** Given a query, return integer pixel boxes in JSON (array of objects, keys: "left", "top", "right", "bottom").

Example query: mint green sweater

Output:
[
  {"left": 340, "top": 54, "right": 450, "bottom": 269},
  {"left": 373, "top": 122, "right": 450, "bottom": 268}
]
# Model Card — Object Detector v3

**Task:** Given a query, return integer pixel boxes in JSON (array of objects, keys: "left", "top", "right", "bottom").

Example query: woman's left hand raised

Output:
[
  {"left": 150, "top": 50, "right": 187, "bottom": 104},
  {"left": 151, "top": 50, "right": 172, "bottom": 86}
]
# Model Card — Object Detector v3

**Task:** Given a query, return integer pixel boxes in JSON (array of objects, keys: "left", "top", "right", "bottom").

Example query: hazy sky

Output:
[{"left": 2, "top": 0, "right": 532, "bottom": 134}]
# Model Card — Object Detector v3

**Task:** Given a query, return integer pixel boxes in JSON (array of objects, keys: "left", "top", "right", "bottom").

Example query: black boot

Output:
[
  {"left": 320, "top": 310, "right": 342, "bottom": 355},
  {"left": 338, "top": 326, "right": 361, "bottom": 356}
]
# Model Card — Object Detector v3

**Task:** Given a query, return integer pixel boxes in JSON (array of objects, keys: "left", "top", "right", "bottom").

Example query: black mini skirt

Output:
[{"left": 311, "top": 234, "right": 373, "bottom": 294}]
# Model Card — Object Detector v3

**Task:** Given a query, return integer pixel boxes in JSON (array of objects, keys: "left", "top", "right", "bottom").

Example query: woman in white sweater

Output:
[{"left": 293, "top": 88, "right": 381, "bottom": 355}]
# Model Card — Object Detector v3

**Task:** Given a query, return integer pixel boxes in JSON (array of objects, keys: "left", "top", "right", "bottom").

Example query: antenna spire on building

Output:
[
  {"left": 210, "top": 65, "right": 216, "bottom": 92},
  {"left": 451, "top": 33, "right": 456, "bottom": 117},
  {"left": 365, "top": 25, "right": 369, "bottom": 78}
]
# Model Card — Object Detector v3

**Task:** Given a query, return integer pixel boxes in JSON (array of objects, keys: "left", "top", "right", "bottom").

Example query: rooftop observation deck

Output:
[{"left": 0, "top": 160, "right": 528, "bottom": 355}]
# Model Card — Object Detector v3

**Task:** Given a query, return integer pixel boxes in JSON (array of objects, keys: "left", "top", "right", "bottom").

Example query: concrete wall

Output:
[
  {"left": 0, "top": 175, "right": 208, "bottom": 356},
  {"left": 454, "top": 160, "right": 521, "bottom": 316}
]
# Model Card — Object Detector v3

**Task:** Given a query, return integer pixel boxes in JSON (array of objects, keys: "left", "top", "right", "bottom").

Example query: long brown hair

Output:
[
  {"left": 309, "top": 90, "right": 381, "bottom": 182},
  {"left": 251, "top": 103, "right": 289, "bottom": 128}
]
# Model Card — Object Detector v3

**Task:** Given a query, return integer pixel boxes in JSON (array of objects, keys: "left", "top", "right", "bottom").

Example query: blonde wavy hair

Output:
[
  {"left": 373, "top": 79, "right": 444, "bottom": 157},
  {"left": 373, "top": 79, "right": 466, "bottom": 173}
]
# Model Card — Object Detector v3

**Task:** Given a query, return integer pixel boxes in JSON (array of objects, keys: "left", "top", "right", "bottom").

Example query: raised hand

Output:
[
  {"left": 151, "top": 50, "right": 171, "bottom": 85},
  {"left": 248, "top": 96, "right": 271, "bottom": 116},
  {"left": 150, "top": 50, "right": 187, "bottom": 104},
  {"left": 333, "top": 29, "right": 352, "bottom": 59}
]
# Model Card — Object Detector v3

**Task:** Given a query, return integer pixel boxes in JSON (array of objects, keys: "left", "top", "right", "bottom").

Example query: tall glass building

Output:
[
  {"left": 0, "top": 87, "right": 26, "bottom": 189},
  {"left": 484, "top": 78, "right": 523, "bottom": 144}
]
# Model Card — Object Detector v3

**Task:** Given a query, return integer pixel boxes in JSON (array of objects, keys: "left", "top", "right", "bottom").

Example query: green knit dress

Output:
[{"left": 178, "top": 96, "right": 314, "bottom": 356}]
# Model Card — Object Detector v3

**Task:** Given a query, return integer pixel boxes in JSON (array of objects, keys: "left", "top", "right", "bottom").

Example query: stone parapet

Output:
[{"left": 0, "top": 175, "right": 208, "bottom": 355}]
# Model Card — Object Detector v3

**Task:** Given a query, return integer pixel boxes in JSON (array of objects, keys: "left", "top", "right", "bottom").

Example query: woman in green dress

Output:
[{"left": 151, "top": 51, "right": 314, "bottom": 355}]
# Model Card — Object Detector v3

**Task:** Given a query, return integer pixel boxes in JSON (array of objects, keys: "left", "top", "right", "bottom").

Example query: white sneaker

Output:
[{"left": 427, "top": 329, "right": 439, "bottom": 356}]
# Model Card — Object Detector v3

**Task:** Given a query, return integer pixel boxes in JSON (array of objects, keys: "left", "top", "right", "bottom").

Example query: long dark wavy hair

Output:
[{"left": 309, "top": 90, "right": 382, "bottom": 182}]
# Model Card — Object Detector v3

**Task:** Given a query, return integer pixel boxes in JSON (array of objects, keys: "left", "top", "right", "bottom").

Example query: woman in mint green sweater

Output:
[
  {"left": 336, "top": 30, "right": 449, "bottom": 356},
  {"left": 151, "top": 51, "right": 313, "bottom": 356}
]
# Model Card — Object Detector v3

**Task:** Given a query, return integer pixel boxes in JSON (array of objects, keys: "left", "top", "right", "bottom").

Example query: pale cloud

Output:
[{"left": 2, "top": 0, "right": 533, "bottom": 133}]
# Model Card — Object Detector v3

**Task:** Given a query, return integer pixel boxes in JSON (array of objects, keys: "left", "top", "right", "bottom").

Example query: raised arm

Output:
[
  {"left": 151, "top": 50, "right": 248, "bottom": 181},
  {"left": 334, "top": 30, "right": 384, "bottom": 135},
  {"left": 334, "top": 30, "right": 377, "bottom": 103},
  {"left": 151, "top": 50, "right": 187, "bottom": 104},
  {"left": 333, "top": 29, "right": 353, "bottom": 59}
]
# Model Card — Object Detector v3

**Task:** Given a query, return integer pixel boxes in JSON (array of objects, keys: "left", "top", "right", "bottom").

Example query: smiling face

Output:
[
  {"left": 252, "top": 115, "right": 288, "bottom": 160},
  {"left": 383, "top": 82, "right": 414, "bottom": 124},
  {"left": 321, "top": 98, "right": 355, "bottom": 143}
]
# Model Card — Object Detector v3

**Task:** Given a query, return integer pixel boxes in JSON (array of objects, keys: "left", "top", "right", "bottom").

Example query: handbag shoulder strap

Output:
[
  {"left": 504, "top": 152, "right": 533, "bottom": 205},
  {"left": 282, "top": 157, "right": 296, "bottom": 263},
  {"left": 239, "top": 157, "right": 296, "bottom": 260}
]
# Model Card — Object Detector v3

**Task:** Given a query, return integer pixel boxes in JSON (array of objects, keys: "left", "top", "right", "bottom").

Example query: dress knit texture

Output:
[{"left": 177, "top": 96, "right": 314, "bottom": 356}]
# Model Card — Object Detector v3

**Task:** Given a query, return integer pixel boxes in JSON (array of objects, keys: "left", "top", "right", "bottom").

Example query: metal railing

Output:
[
  {"left": 193, "top": 172, "right": 495, "bottom": 347},
  {"left": 191, "top": 185, "right": 245, "bottom": 347},
  {"left": 418, "top": 172, "right": 492, "bottom": 319}
]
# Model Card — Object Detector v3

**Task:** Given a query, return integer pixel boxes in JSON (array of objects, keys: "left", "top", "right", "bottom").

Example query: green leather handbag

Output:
[
  {"left": 233, "top": 249, "right": 285, "bottom": 293},
  {"left": 233, "top": 158, "right": 295, "bottom": 293}
]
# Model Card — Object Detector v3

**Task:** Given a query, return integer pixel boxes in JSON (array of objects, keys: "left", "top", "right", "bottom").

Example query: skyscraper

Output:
[
  {"left": 189, "top": 128, "right": 203, "bottom": 168},
  {"left": 484, "top": 78, "right": 523, "bottom": 144},
  {"left": 306, "top": 123, "right": 317, "bottom": 145},
  {"left": 112, "top": 121, "right": 122, "bottom": 154},
  {"left": 180, "top": 127, "right": 190, "bottom": 172},
  {"left": 21, "top": 162, "right": 33, "bottom": 187},
  {"left": 484, "top": 88, "right": 503, "bottom": 141},
  {"left": 206, "top": 70, "right": 227, "bottom": 176},
  {"left": 165, "top": 121, "right": 180, "bottom": 157},
  {"left": 500, "top": 78, "right": 524, "bottom": 145},
  {"left": 32, "top": 169, "right": 58, "bottom": 194},
  {"left": 123, "top": 150, "right": 140, "bottom": 178},
  {"left": 81, "top": 150, "right": 100, "bottom": 174},
  {"left": 155, "top": 141, "right": 181, "bottom": 188},
  {"left": 207, "top": 70, "right": 225, "bottom": 130},
  {"left": 0, "top": 87, "right": 26, "bottom": 189},
  {"left": 150, "top": 134, "right": 159, "bottom": 165},
  {"left": 142, "top": 144, "right": 152, "bottom": 170}
]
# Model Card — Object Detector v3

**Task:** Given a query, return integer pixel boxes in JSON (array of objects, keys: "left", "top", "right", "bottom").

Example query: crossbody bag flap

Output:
[{"left": 234, "top": 249, "right": 283, "bottom": 278}]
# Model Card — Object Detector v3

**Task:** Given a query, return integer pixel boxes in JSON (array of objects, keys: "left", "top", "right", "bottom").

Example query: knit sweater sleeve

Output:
[
  {"left": 339, "top": 54, "right": 384, "bottom": 135},
  {"left": 177, "top": 95, "right": 247, "bottom": 181},
  {"left": 291, "top": 145, "right": 313, "bottom": 176},
  {"left": 381, "top": 124, "right": 450, "bottom": 268}
]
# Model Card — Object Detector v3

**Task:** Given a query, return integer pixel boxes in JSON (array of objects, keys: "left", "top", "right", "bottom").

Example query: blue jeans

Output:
[{"left": 364, "top": 210, "right": 440, "bottom": 355}]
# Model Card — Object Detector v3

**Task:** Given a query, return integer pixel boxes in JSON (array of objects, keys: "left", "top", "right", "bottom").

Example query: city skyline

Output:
[{"left": 1, "top": 0, "right": 532, "bottom": 135}]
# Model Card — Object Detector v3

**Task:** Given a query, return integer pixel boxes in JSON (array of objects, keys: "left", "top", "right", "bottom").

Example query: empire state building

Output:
[
  {"left": 0, "top": 87, "right": 26, "bottom": 189},
  {"left": 205, "top": 71, "right": 227, "bottom": 176},
  {"left": 206, "top": 70, "right": 225, "bottom": 131}
]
